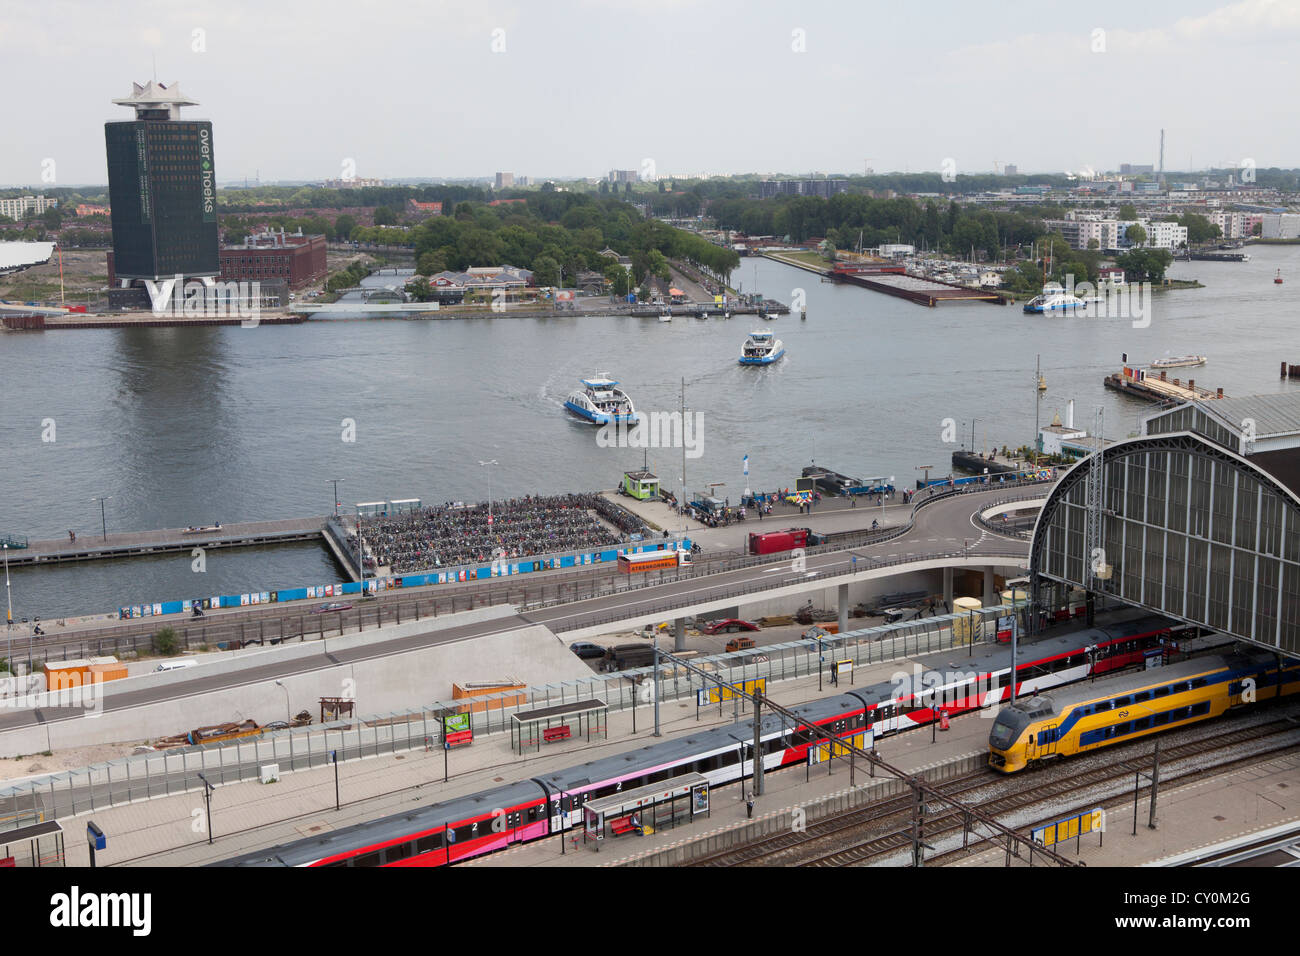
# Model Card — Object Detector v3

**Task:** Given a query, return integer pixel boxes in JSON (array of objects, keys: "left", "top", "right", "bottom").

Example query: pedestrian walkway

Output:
[{"left": 3, "top": 516, "right": 327, "bottom": 568}]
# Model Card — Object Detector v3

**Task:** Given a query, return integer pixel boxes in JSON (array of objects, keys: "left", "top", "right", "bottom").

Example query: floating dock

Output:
[
  {"left": 0, "top": 516, "right": 330, "bottom": 567},
  {"left": 1104, "top": 366, "right": 1226, "bottom": 404}
]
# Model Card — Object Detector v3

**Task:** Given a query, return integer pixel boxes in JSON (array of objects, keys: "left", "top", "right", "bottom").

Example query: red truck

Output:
[{"left": 748, "top": 528, "right": 810, "bottom": 555}]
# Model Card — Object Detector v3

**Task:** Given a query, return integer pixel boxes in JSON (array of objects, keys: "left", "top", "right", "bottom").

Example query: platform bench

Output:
[
  {"left": 542, "top": 725, "right": 572, "bottom": 743},
  {"left": 609, "top": 815, "right": 641, "bottom": 836}
]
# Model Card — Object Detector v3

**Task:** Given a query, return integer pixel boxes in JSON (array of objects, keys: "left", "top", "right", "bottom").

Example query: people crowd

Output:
[{"left": 348, "top": 493, "right": 648, "bottom": 574}]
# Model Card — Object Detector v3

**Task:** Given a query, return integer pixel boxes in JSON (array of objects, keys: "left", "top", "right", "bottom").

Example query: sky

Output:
[{"left": 1, "top": 0, "right": 1298, "bottom": 187}]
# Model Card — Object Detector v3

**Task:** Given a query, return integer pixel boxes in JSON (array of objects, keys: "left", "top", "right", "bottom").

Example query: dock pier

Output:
[
  {"left": 1, "top": 517, "right": 330, "bottom": 568},
  {"left": 1105, "top": 367, "right": 1225, "bottom": 404}
]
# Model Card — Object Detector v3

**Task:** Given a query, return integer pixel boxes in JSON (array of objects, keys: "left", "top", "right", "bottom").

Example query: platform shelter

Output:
[{"left": 511, "top": 699, "right": 608, "bottom": 754}]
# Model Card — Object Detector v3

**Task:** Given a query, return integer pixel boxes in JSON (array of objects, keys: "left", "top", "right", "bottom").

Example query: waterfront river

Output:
[{"left": 1, "top": 245, "right": 1297, "bottom": 619}]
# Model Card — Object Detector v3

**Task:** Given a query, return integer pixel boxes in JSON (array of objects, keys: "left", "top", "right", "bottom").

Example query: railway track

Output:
[{"left": 691, "top": 705, "right": 1300, "bottom": 868}]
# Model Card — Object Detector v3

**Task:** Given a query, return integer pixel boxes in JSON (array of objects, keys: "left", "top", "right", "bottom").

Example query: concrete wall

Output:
[{"left": 0, "top": 607, "right": 593, "bottom": 758}]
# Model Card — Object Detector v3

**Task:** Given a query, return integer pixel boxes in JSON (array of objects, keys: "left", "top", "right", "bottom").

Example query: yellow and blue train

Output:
[{"left": 989, "top": 649, "right": 1300, "bottom": 773}]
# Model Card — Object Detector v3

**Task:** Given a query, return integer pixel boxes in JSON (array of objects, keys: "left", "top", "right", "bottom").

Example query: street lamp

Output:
[
  {"left": 197, "top": 773, "right": 215, "bottom": 845},
  {"left": 478, "top": 460, "right": 498, "bottom": 525},
  {"left": 3, "top": 544, "right": 11, "bottom": 683},
  {"left": 274, "top": 680, "right": 290, "bottom": 723},
  {"left": 328, "top": 478, "right": 345, "bottom": 517},
  {"left": 91, "top": 496, "right": 112, "bottom": 542}
]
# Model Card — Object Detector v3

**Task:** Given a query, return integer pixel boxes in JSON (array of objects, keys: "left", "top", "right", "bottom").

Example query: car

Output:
[
  {"left": 311, "top": 602, "right": 353, "bottom": 614},
  {"left": 569, "top": 642, "right": 606, "bottom": 660},
  {"left": 703, "top": 618, "right": 759, "bottom": 635}
]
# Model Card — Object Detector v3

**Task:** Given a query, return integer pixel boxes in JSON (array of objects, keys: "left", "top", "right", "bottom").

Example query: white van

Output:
[{"left": 155, "top": 659, "right": 198, "bottom": 672}]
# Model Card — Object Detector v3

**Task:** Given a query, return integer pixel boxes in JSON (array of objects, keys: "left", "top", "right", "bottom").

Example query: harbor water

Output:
[{"left": 1, "top": 245, "right": 1297, "bottom": 618}]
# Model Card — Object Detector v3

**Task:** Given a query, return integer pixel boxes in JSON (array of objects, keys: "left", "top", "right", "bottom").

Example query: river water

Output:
[{"left": 2, "top": 245, "right": 1297, "bottom": 619}]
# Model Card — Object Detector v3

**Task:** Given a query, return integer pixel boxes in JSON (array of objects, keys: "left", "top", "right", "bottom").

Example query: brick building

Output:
[{"left": 109, "top": 229, "right": 327, "bottom": 291}]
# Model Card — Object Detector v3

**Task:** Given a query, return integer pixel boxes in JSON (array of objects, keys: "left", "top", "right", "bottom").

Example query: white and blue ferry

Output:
[
  {"left": 1023, "top": 288, "right": 1087, "bottom": 314},
  {"left": 564, "top": 378, "right": 639, "bottom": 425},
  {"left": 739, "top": 330, "right": 785, "bottom": 365}
]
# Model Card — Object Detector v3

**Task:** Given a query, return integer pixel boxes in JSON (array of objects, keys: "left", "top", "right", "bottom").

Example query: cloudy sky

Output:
[{"left": 2, "top": 0, "right": 1297, "bottom": 186}]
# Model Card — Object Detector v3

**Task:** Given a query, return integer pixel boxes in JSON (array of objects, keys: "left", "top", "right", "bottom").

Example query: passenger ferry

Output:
[
  {"left": 1149, "top": 355, "right": 1207, "bottom": 370},
  {"left": 564, "top": 378, "right": 639, "bottom": 425},
  {"left": 1023, "top": 289, "right": 1087, "bottom": 314},
  {"left": 739, "top": 330, "right": 785, "bottom": 365}
]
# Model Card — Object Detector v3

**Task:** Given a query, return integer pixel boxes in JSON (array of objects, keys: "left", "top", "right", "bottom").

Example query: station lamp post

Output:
[
  {"left": 478, "top": 460, "right": 498, "bottom": 525},
  {"left": 274, "top": 679, "right": 291, "bottom": 723},
  {"left": 328, "top": 477, "right": 345, "bottom": 517},
  {"left": 91, "top": 496, "right": 112, "bottom": 542}
]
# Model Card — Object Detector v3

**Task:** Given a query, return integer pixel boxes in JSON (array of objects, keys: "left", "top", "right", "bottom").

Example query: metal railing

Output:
[{"left": 0, "top": 605, "right": 1011, "bottom": 834}]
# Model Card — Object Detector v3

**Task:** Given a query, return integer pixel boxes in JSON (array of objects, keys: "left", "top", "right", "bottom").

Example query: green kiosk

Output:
[{"left": 621, "top": 470, "right": 660, "bottom": 501}]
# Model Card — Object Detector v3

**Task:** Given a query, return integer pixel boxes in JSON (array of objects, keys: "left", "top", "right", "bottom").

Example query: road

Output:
[{"left": 0, "top": 485, "right": 1040, "bottom": 736}]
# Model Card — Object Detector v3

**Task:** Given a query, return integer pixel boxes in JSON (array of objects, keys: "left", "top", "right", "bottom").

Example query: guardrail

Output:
[{"left": 0, "top": 605, "right": 1013, "bottom": 834}]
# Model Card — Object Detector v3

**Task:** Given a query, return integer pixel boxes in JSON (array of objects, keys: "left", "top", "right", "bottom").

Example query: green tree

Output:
[
  {"left": 373, "top": 206, "right": 397, "bottom": 226},
  {"left": 1118, "top": 203, "right": 1137, "bottom": 221},
  {"left": 1125, "top": 224, "right": 1147, "bottom": 248},
  {"left": 416, "top": 250, "right": 447, "bottom": 276},
  {"left": 335, "top": 214, "right": 357, "bottom": 238},
  {"left": 532, "top": 255, "right": 560, "bottom": 287},
  {"left": 1115, "top": 248, "right": 1173, "bottom": 283}
]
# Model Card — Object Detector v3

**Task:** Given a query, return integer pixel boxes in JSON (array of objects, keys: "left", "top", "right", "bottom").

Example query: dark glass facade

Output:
[{"left": 105, "top": 120, "right": 219, "bottom": 280}]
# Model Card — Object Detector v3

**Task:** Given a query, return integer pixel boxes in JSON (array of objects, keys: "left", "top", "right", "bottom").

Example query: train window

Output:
[
  {"left": 1154, "top": 686, "right": 1169, "bottom": 698},
  {"left": 1134, "top": 717, "right": 1150, "bottom": 731},
  {"left": 416, "top": 834, "right": 442, "bottom": 854},
  {"left": 1192, "top": 678, "right": 1208, "bottom": 689},
  {"left": 1192, "top": 702, "right": 1210, "bottom": 717},
  {"left": 353, "top": 851, "right": 381, "bottom": 867},
  {"left": 1134, "top": 691, "right": 1151, "bottom": 703},
  {"left": 528, "top": 806, "right": 538, "bottom": 821},
  {"left": 1115, "top": 696, "right": 1132, "bottom": 707},
  {"left": 1153, "top": 713, "right": 1169, "bottom": 726},
  {"left": 1095, "top": 699, "right": 1112, "bottom": 711},
  {"left": 383, "top": 842, "right": 413, "bottom": 864}
]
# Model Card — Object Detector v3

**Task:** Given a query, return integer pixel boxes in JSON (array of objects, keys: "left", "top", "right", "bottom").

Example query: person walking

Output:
[{"left": 746, "top": 793, "right": 755, "bottom": 818}]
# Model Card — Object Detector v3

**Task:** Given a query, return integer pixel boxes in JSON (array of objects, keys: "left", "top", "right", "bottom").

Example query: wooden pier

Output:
[{"left": 1104, "top": 367, "right": 1226, "bottom": 404}]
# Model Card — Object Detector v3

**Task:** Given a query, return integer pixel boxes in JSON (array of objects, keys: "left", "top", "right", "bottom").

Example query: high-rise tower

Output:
[{"left": 105, "top": 81, "right": 219, "bottom": 283}]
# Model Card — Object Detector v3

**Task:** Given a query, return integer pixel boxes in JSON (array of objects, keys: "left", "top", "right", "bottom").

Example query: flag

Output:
[{"left": 743, "top": 455, "right": 749, "bottom": 476}]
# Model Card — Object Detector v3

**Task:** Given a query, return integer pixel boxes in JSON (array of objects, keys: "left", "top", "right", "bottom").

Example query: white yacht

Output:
[{"left": 1023, "top": 288, "right": 1087, "bottom": 314}]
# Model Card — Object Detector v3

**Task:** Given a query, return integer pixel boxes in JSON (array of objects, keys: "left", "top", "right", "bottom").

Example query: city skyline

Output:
[{"left": 1, "top": 0, "right": 1299, "bottom": 186}]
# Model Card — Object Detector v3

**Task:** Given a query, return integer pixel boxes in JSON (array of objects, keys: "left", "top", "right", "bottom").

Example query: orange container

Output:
[{"left": 452, "top": 681, "right": 527, "bottom": 714}]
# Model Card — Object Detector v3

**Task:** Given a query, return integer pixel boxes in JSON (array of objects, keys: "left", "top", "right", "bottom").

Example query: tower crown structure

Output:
[{"left": 111, "top": 80, "right": 199, "bottom": 120}]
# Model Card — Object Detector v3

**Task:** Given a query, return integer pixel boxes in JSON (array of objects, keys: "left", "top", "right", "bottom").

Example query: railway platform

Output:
[{"left": 82, "top": 645, "right": 990, "bottom": 868}]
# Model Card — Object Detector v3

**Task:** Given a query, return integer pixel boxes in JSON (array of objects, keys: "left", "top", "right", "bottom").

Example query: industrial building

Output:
[{"left": 1029, "top": 394, "right": 1300, "bottom": 656}]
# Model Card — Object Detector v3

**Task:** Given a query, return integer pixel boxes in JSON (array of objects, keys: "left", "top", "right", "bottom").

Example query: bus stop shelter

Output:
[
  {"left": 582, "top": 772, "right": 710, "bottom": 848},
  {"left": 511, "top": 699, "right": 608, "bottom": 755},
  {"left": 0, "top": 820, "right": 65, "bottom": 867}
]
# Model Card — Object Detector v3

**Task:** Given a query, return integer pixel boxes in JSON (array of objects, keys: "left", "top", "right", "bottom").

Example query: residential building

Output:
[
  {"left": 609, "top": 169, "right": 639, "bottom": 184},
  {"left": 322, "top": 178, "right": 384, "bottom": 189},
  {"left": 75, "top": 203, "right": 109, "bottom": 217},
  {"left": 1044, "top": 218, "right": 1120, "bottom": 251},
  {"left": 1120, "top": 164, "right": 1154, "bottom": 175},
  {"left": 756, "top": 179, "right": 849, "bottom": 199},
  {"left": 1002, "top": 164, "right": 1017, "bottom": 176},
  {"left": 494, "top": 172, "right": 514, "bottom": 189},
  {"left": 406, "top": 200, "right": 443, "bottom": 217},
  {"left": 0, "top": 195, "right": 60, "bottom": 219}
]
